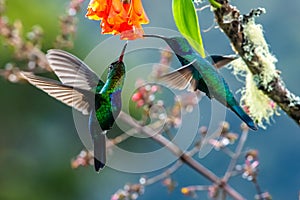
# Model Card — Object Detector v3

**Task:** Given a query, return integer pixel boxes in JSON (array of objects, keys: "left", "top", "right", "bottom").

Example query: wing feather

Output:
[
  {"left": 206, "top": 54, "right": 238, "bottom": 69},
  {"left": 21, "top": 72, "right": 92, "bottom": 115},
  {"left": 158, "top": 59, "right": 196, "bottom": 90},
  {"left": 46, "top": 49, "right": 103, "bottom": 91}
]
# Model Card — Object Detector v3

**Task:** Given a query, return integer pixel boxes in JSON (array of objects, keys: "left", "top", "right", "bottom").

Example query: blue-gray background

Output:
[{"left": 0, "top": 0, "right": 299, "bottom": 199}]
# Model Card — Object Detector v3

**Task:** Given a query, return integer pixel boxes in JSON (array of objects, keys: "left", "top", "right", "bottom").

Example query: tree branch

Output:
[
  {"left": 212, "top": 0, "right": 300, "bottom": 125},
  {"left": 119, "top": 111, "right": 245, "bottom": 200}
]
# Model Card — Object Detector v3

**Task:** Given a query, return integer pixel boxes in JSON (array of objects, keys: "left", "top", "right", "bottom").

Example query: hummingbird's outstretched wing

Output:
[
  {"left": 158, "top": 59, "right": 197, "bottom": 91},
  {"left": 158, "top": 54, "right": 238, "bottom": 92},
  {"left": 46, "top": 49, "right": 104, "bottom": 91},
  {"left": 21, "top": 72, "right": 93, "bottom": 115}
]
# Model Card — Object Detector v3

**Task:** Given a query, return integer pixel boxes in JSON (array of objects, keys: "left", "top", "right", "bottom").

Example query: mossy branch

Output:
[{"left": 211, "top": 0, "right": 300, "bottom": 125}]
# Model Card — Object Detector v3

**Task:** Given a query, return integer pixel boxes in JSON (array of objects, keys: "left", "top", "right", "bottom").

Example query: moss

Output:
[
  {"left": 226, "top": 12, "right": 282, "bottom": 128},
  {"left": 243, "top": 20, "right": 278, "bottom": 89},
  {"left": 230, "top": 58, "right": 280, "bottom": 129}
]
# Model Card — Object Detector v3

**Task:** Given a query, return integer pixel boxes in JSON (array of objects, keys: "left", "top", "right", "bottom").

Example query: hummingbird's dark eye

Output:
[{"left": 109, "top": 65, "right": 113, "bottom": 70}]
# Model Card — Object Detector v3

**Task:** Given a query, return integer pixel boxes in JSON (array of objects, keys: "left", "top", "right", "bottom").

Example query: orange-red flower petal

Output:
[
  {"left": 86, "top": 0, "right": 109, "bottom": 20},
  {"left": 128, "top": 0, "right": 149, "bottom": 25},
  {"left": 107, "top": 1, "right": 128, "bottom": 25},
  {"left": 86, "top": 0, "right": 149, "bottom": 40}
]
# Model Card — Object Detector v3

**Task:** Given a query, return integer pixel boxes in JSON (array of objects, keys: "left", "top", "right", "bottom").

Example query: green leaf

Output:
[{"left": 172, "top": 0, "right": 205, "bottom": 57}]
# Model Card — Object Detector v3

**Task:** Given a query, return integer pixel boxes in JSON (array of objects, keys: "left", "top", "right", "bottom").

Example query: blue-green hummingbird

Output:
[
  {"left": 143, "top": 34, "right": 257, "bottom": 130},
  {"left": 21, "top": 43, "right": 128, "bottom": 172}
]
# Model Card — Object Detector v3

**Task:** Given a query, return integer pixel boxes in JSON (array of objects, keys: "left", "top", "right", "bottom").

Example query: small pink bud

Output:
[
  {"left": 151, "top": 85, "right": 158, "bottom": 93},
  {"left": 111, "top": 194, "right": 119, "bottom": 200},
  {"left": 251, "top": 160, "right": 259, "bottom": 168},
  {"left": 269, "top": 101, "right": 276, "bottom": 109},
  {"left": 137, "top": 99, "right": 145, "bottom": 107},
  {"left": 138, "top": 87, "right": 146, "bottom": 94},
  {"left": 132, "top": 93, "right": 142, "bottom": 102},
  {"left": 243, "top": 105, "right": 250, "bottom": 114}
]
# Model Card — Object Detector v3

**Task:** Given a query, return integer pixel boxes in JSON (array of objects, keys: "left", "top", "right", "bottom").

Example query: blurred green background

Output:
[{"left": 0, "top": 0, "right": 299, "bottom": 199}]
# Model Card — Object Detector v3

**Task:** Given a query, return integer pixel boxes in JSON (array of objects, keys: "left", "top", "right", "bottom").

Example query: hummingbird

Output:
[
  {"left": 21, "top": 42, "right": 128, "bottom": 172},
  {"left": 143, "top": 34, "right": 257, "bottom": 130}
]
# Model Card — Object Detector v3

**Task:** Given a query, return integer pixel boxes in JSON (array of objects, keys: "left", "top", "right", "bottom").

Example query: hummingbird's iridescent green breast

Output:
[{"left": 95, "top": 61, "right": 126, "bottom": 131}]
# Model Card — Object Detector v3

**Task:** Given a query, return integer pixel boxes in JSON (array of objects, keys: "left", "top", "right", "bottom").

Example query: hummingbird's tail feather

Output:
[
  {"left": 94, "top": 133, "right": 106, "bottom": 172},
  {"left": 230, "top": 105, "right": 258, "bottom": 130}
]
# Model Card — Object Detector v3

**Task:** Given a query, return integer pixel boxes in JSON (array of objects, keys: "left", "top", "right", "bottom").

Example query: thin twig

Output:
[
  {"left": 253, "top": 179, "right": 263, "bottom": 200},
  {"left": 145, "top": 145, "right": 200, "bottom": 186},
  {"left": 107, "top": 119, "right": 165, "bottom": 148},
  {"left": 221, "top": 146, "right": 235, "bottom": 158},
  {"left": 222, "top": 189, "right": 227, "bottom": 200},
  {"left": 183, "top": 185, "right": 210, "bottom": 191},
  {"left": 106, "top": 131, "right": 133, "bottom": 148},
  {"left": 223, "top": 127, "right": 249, "bottom": 182},
  {"left": 145, "top": 161, "right": 181, "bottom": 186}
]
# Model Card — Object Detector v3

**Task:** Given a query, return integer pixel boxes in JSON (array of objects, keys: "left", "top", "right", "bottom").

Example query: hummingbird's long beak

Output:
[
  {"left": 143, "top": 34, "right": 167, "bottom": 40},
  {"left": 118, "top": 41, "right": 128, "bottom": 62}
]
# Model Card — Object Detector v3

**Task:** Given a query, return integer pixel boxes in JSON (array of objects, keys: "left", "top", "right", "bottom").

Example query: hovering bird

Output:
[
  {"left": 21, "top": 43, "right": 128, "bottom": 172},
  {"left": 143, "top": 34, "right": 257, "bottom": 130}
]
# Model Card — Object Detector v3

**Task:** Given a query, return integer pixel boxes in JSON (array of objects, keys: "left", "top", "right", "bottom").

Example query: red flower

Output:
[{"left": 86, "top": 0, "right": 149, "bottom": 40}]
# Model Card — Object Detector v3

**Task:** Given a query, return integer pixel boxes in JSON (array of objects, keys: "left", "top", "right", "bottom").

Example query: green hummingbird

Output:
[
  {"left": 21, "top": 43, "right": 128, "bottom": 172},
  {"left": 143, "top": 34, "right": 257, "bottom": 130}
]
